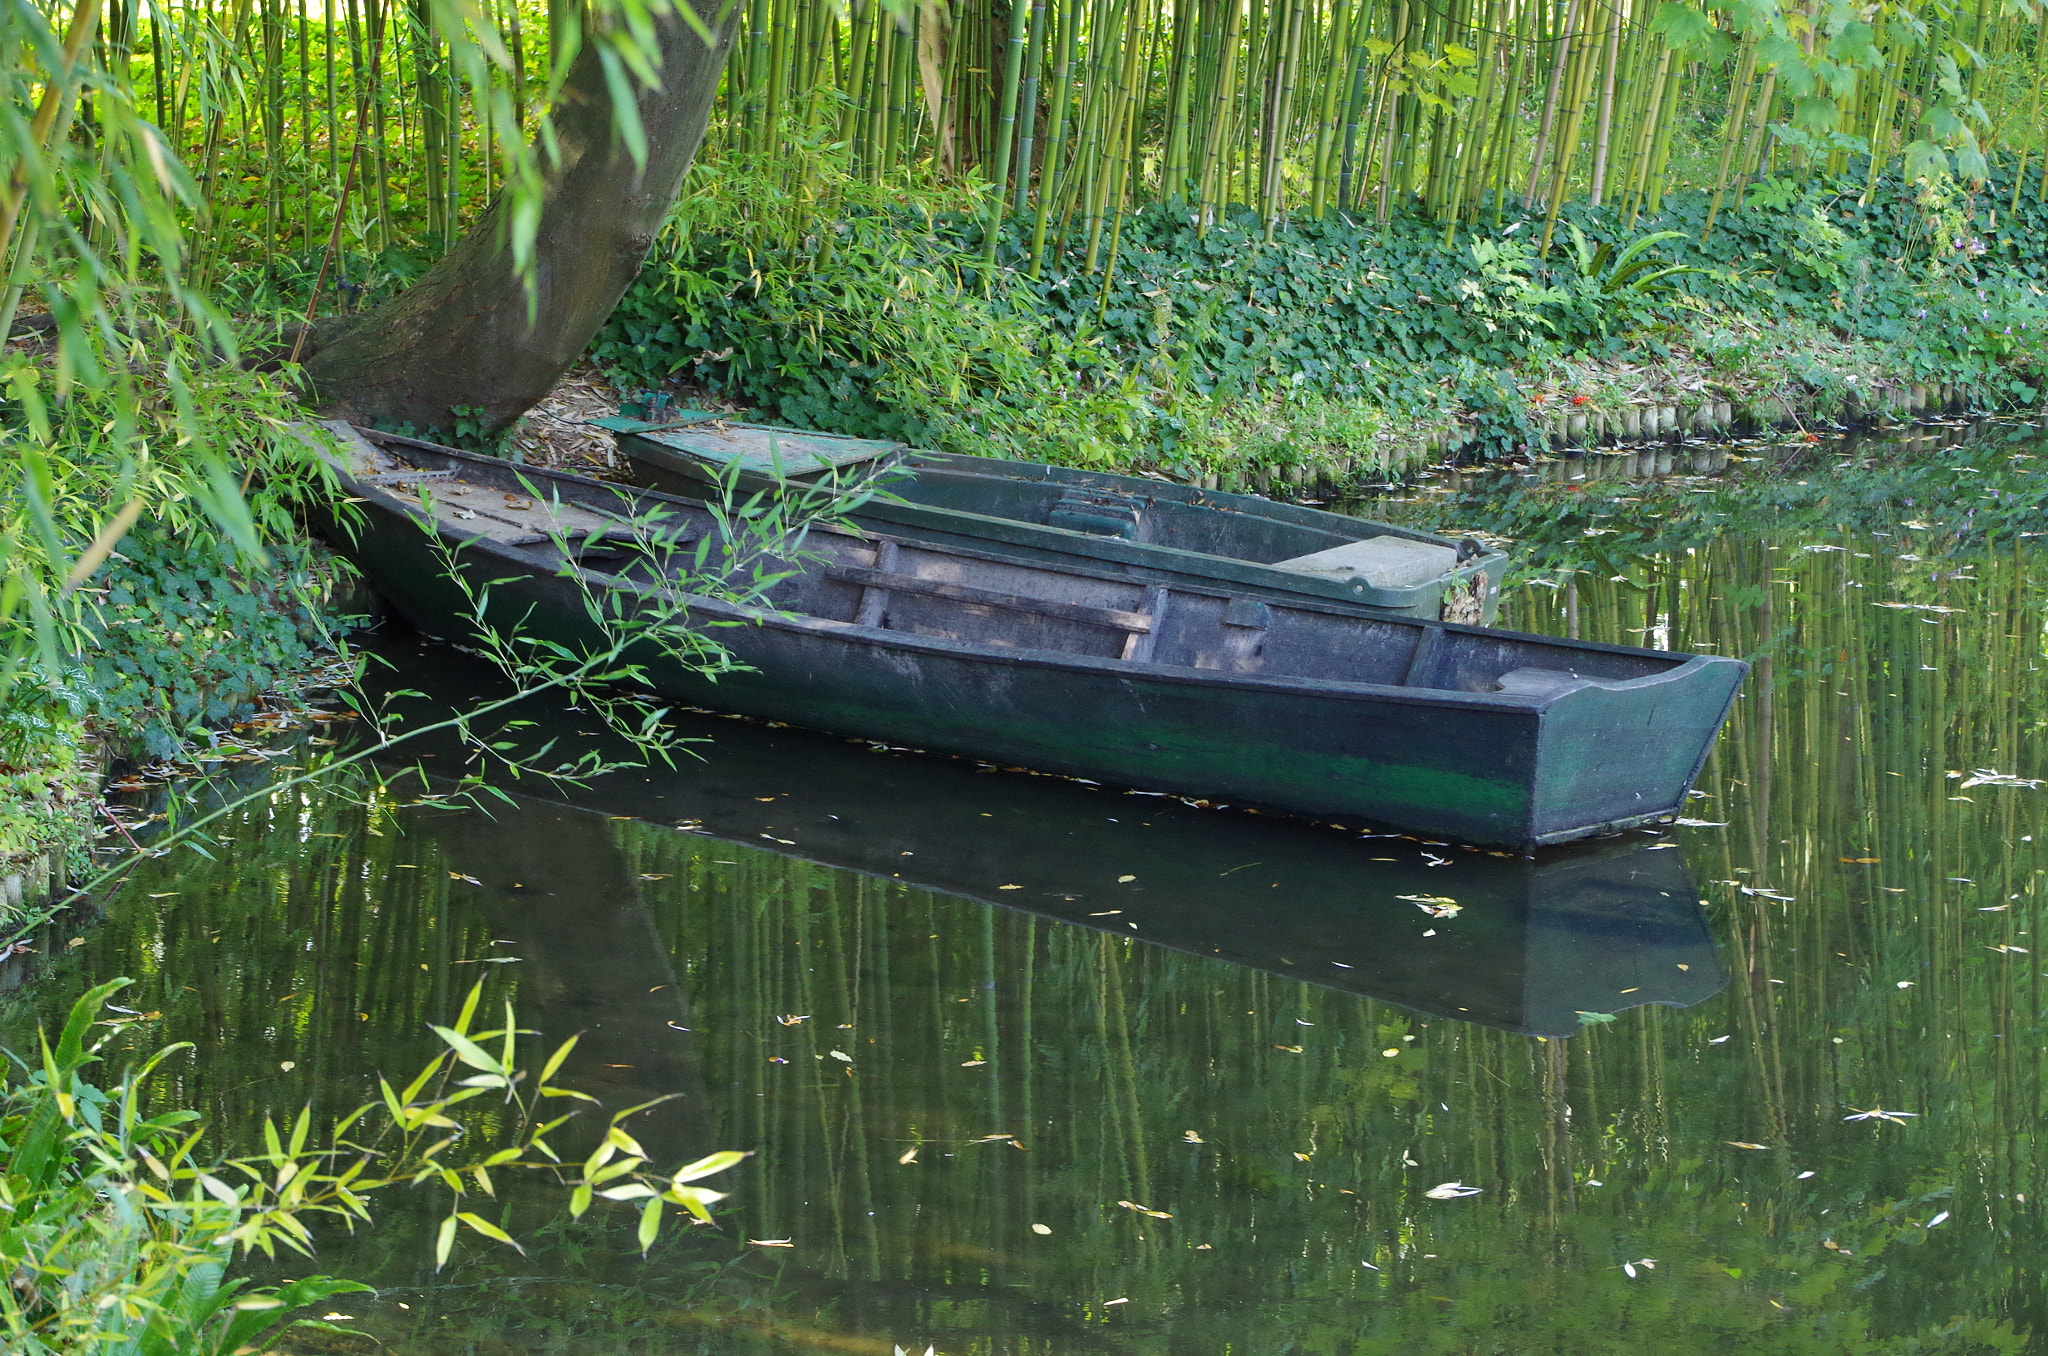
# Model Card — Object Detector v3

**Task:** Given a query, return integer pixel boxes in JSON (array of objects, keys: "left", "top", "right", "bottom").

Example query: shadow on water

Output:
[{"left": 367, "top": 637, "right": 1725, "bottom": 1040}]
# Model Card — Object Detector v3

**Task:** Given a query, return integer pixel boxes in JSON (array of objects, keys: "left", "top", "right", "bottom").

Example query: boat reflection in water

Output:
[{"left": 377, "top": 641, "right": 1725, "bottom": 1040}]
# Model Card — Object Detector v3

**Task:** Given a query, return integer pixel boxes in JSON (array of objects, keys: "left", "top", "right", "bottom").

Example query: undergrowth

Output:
[
  {"left": 593, "top": 138, "right": 2048, "bottom": 481},
  {"left": 0, "top": 324, "right": 344, "bottom": 910}
]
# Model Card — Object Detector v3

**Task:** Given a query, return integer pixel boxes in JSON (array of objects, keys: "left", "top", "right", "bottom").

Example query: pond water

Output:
[{"left": 9, "top": 419, "right": 2048, "bottom": 1355}]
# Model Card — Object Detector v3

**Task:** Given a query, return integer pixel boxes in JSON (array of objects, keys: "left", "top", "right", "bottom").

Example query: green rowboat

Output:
[{"left": 598, "top": 414, "right": 1509, "bottom": 624}]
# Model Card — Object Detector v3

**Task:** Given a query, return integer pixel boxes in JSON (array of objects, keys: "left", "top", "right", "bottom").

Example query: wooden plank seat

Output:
[{"left": 823, "top": 562, "right": 1156, "bottom": 635}]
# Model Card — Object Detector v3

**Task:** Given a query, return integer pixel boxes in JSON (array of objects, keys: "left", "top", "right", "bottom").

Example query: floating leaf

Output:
[
  {"left": 1425, "top": 1182, "right": 1482, "bottom": 1199},
  {"left": 1960, "top": 769, "right": 2043, "bottom": 790}
]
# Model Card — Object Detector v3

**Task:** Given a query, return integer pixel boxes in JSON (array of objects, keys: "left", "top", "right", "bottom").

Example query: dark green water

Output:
[{"left": 10, "top": 421, "right": 2048, "bottom": 1355}]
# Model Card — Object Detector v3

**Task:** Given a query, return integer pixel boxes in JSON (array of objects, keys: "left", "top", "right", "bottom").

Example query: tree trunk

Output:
[{"left": 303, "top": 0, "right": 738, "bottom": 436}]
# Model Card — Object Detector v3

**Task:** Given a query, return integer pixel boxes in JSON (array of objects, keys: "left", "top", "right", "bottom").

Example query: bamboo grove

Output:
[{"left": 7, "top": 0, "right": 2048, "bottom": 310}]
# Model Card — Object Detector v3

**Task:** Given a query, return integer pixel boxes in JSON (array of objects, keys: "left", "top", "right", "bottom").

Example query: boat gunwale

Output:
[{"left": 336, "top": 427, "right": 1744, "bottom": 714}]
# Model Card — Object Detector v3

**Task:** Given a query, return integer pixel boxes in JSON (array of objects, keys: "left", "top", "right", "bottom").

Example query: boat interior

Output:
[
  {"left": 344, "top": 427, "right": 1689, "bottom": 699},
  {"left": 883, "top": 452, "right": 1441, "bottom": 565}
]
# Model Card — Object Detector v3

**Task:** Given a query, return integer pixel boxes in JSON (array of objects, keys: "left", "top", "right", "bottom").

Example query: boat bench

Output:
[{"left": 827, "top": 545, "right": 1171, "bottom": 661}]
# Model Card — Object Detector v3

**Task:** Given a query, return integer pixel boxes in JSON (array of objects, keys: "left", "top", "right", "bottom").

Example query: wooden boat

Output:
[
  {"left": 597, "top": 413, "right": 1509, "bottom": 623},
  {"left": 314, "top": 423, "right": 1746, "bottom": 850}
]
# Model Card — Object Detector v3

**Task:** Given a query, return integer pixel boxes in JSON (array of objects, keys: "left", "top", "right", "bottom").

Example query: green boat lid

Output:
[{"left": 595, "top": 415, "right": 905, "bottom": 478}]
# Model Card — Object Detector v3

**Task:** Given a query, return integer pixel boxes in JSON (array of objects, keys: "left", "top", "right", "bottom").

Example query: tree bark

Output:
[{"left": 303, "top": 0, "right": 738, "bottom": 436}]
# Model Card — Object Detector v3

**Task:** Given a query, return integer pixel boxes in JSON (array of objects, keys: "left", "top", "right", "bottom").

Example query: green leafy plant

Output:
[
  {"left": 0, "top": 978, "right": 743, "bottom": 1355},
  {"left": 1548, "top": 226, "right": 1708, "bottom": 346}
]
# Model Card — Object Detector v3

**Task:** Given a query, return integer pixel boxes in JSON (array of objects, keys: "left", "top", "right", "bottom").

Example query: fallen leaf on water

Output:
[
  {"left": 1960, "top": 769, "right": 2044, "bottom": 790},
  {"left": 1116, "top": 1200, "right": 1173, "bottom": 1218},
  {"left": 1926, "top": 1211, "right": 1950, "bottom": 1228},
  {"left": 1183, "top": 1130, "right": 1205, "bottom": 1143},
  {"left": 747, "top": 1239, "right": 794, "bottom": 1248},
  {"left": 449, "top": 873, "right": 482, "bottom": 885},
  {"left": 1273, "top": 1044, "right": 1304, "bottom": 1053},
  {"left": 1838, "top": 857, "right": 1879, "bottom": 865},
  {"left": 1725, "top": 1143, "right": 1771, "bottom": 1150},
  {"left": 146, "top": 892, "right": 180, "bottom": 898},
  {"left": 775, "top": 1014, "right": 810, "bottom": 1026},
  {"left": 1117, "top": 875, "right": 1137, "bottom": 883},
  {"left": 1425, "top": 1182, "right": 1482, "bottom": 1199},
  {"left": 999, "top": 884, "right": 1023, "bottom": 890},
  {"left": 1674, "top": 818, "right": 1729, "bottom": 828},
  {"left": 1988, "top": 944, "right": 2031, "bottom": 954},
  {"left": 1400, "top": 894, "right": 1461, "bottom": 918},
  {"left": 1104, "top": 1298, "right": 1130, "bottom": 1306},
  {"left": 1032, "top": 1223, "right": 1052, "bottom": 1234},
  {"left": 961, "top": 1059, "right": 988, "bottom": 1067},
  {"left": 898, "top": 1146, "right": 919, "bottom": 1164},
  {"left": 828, "top": 1050, "right": 852, "bottom": 1062},
  {"left": 638, "top": 873, "right": 671, "bottom": 881}
]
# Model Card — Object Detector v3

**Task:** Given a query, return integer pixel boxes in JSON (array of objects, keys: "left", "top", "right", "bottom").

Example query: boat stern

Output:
[{"left": 1525, "top": 654, "right": 1748, "bottom": 844}]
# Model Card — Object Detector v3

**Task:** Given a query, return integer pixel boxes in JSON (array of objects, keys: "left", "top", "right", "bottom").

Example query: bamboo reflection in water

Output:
[{"left": 15, "top": 451, "right": 2048, "bottom": 1348}]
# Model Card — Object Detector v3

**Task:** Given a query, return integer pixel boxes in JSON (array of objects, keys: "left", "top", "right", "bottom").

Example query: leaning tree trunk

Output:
[{"left": 303, "top": 0, "right": 738, "bottom": 436}]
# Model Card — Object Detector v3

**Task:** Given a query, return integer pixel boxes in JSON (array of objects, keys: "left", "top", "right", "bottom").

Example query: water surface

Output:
[{"left": 10, "top": 422, "right": 2048, "bottom": 1355}]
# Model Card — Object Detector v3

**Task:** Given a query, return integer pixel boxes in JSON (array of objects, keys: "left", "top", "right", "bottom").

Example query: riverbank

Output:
[
  {"left": 588, "top": 150, "right": 2048, "bottom": 494},
  {"left": 0, "top": 543, "right": 345, "bottom": 932},
  {"left": 0, "top": 345, "right": 350, "bottom": 930}
]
